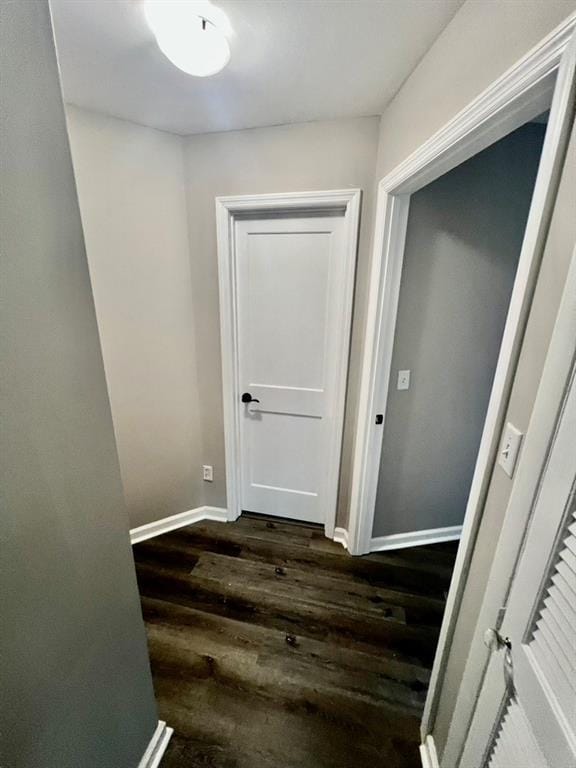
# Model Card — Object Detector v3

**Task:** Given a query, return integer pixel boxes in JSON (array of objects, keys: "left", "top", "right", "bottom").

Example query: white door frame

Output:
[
  {"left": 215, "top": 189, "right": 361, "bottom": 538},
  {"left": 346, "top": 11, "right": 576, "bottom": 743}
]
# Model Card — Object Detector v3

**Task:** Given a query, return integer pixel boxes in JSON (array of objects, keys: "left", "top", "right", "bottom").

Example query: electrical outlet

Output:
[{"left": 202, "top": 465, "right": 213, "bottom": 482}]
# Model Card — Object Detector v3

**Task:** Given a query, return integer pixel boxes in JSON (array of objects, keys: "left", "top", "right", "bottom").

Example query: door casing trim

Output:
[{"left": 215, "top": 189, "right": 361, "bottom": 538}]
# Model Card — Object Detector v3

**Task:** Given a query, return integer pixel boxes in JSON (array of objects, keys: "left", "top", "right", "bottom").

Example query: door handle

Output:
[
  {"left": 484, "top": 628, "right": 515, "bottom": 696},
  {"left": 241, "top": 392, "right": 260, "bottom": 404}
]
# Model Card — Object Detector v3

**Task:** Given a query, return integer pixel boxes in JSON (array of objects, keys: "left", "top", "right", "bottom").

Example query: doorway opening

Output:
[{"left": 372, "top": 116, "right": 547, "bottom": 550}]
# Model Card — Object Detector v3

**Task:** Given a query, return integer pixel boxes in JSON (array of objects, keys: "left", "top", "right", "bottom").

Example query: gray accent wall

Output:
[
  {"left": 0, "top": 3, "right": 158, "bottom": 767},
  {"left": 373, "top": 123, "right": 545, "bottom": 538}
]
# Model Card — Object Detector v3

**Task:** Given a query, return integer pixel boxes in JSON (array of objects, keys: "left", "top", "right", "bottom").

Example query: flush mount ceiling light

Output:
[{"left": 144, "top": 0, "right": 231, "bottom": 77}]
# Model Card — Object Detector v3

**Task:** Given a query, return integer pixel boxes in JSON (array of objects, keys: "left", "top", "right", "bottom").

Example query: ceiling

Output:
[{"left": 51, "top": 0, "right": 463, "bottom": 136}]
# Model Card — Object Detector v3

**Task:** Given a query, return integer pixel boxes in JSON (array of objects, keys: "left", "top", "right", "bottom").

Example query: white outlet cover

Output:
[
  {"left": 498, "top": 423, "right": 523, "bottom": 478},
  {"left": 202, "top": 465, "right": 213, "bottom": 482}
]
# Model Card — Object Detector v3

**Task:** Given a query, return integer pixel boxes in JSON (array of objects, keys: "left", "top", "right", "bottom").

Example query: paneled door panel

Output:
[{"left": 236, "top": 214, "right": 349, "bottom": 523}]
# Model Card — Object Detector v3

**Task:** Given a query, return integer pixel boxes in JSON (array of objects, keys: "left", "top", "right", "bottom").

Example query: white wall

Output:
[
  {"left": 373, "top": 123, "right": 545, "bottom": 538},
  {"left": 183, "top": 117, "right": 381, "bottom": 526},
  {"left": 67, "top": 106, "right": 204, "bottom": 528}
]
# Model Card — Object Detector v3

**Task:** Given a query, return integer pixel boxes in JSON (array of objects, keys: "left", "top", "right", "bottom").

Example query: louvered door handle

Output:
[
  {"left": 484, "top": 628, "right": 515, "bottom": 695},
  {"left": 503, "top": 643, "right": 515, "bottom": 696}
]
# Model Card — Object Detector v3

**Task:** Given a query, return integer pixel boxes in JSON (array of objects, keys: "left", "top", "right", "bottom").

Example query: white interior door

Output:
[
  {"left": 461, "top": 364, "right": 576, "bottom": 768},
  {"left": 235, "top": 212, "right": 352, "bottom": 524}
]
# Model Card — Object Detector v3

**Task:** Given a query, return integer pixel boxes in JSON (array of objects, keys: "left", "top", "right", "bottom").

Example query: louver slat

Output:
[
  {"left": 531, "top": 633, "right": 575, "bottom": 721},
  {"left": 531, "top": 620, "right": 576, "bottom": 713},
  {"left": 487, "top": 699, "right": 547, "bottom": 768},
  {"left": 543, "top": 594, "right": 576, "bottom": 665},
  {"left": 557, "top": 557, "right": 576, "bottom": 601},
  {"left": 548, "top": 577, "right": 576, "bottom": 627},
  {"left": 528, "top": 506, "right": 576, "bottom": 727}
]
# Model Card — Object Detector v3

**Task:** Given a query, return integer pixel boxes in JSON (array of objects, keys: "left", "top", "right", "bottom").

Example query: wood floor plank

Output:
[
  {"left": 192, "top": 551, "right": 408, "bottom": 623},
  {"left": 155, "top": 683, "right": 422, "bottom": 768},
  {"left": 219, "top": 517, "right": 457, "bottom": 574},
  {"left": 136, "top": 560, "right": 439, "bottom": 665},
  {"left": 145, "top": 523, "right": 453, "bottom": 597},
  {"left": 135, "top": 537, "right": 447, "bottom": 627},
  {"left": 234, "top": 514, "right": 319, "bottom": 542},
  {"left": 146, "top": 621, "right": 425, "bottom": 714},
  {"left": 142, "top": 596, "right": 430, "bottom": 695}
]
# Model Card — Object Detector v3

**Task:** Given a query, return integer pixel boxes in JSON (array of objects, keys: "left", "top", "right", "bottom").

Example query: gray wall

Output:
[
  {"left": 435, "top": 116, "right": 576, "bottom": 762},
  {"left": 0, "top": 4, "right": 158, "bottom": 767},
  {"left": 373, "top": 123, "right": 545, "bottom": 538},
  {"left": 182, "top": 117, "right": 381, "bottom": 526},
  {"left": 66, "top": 106, "right": 203, "bottom": 528}
]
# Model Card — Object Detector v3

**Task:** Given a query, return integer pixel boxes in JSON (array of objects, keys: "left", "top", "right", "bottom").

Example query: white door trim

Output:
[
  {"left": 215, "top": 190, "right": 361, "bottom": 538},
  {"left": 420, "top": 735, "right": 441, "bottom": 768},
  {"left": 346, "top": 11, "right": 576, "bottom": 744}
]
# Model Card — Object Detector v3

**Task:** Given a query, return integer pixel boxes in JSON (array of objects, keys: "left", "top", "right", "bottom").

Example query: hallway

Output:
[{"left": 134, "top": 516, "right": 456, "bottom": 767}]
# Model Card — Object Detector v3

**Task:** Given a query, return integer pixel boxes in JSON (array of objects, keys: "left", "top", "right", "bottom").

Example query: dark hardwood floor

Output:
[{"left": 133, "top": 515, "right": 457, "bottom": 768}]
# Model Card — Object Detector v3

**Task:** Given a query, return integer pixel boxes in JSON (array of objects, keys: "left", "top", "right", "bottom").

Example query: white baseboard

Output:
[
  {"left": 370, "top": 525, "right": 462, "bottom": 553},
  {"left": 138, "top": 720, "right": 173, "bottom": 768},
  {"left": 333, "top": 526, "right": 349, "bottom": 550},
  {"left": 419, "top": 735, "right": 440, "bottom": 768},
  {"left": 203, "top": 505, "right": 231, "bottom": 521},
  {"left": 130, "top": 505, "right": 228, "bottom": 545}
]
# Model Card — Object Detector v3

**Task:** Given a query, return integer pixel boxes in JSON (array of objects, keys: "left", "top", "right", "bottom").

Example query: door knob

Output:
[
  {"left": 241, "top": 392, "right": 260, "bottom": 404},
  {"left": 484, "top": 627, "right": 511, "bottom": 651}
]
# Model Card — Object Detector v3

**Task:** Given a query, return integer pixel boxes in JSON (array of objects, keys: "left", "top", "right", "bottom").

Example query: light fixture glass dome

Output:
[{"left": 144, "top": 0, "right": 231, "bottom": 77}]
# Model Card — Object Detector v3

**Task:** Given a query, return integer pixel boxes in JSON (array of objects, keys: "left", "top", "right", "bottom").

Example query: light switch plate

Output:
[
  {"left": 397, "top": 369, "right": 410, "bottom": 390},
  {"left": 498, "top": 423, "right": 523, "bottom": 477}
]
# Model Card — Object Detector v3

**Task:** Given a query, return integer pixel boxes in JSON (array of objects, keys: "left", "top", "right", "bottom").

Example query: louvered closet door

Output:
[
  {"left": 487, "top": 699, "right": 548, "bottom": 768},
  {"left": 466, "top": 366, "right": 576, "bottom": 768}
]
